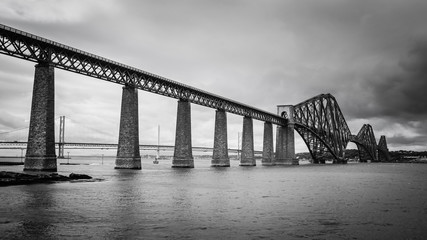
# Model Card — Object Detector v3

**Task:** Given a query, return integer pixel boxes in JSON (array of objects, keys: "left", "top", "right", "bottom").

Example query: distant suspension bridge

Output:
[{"left": 0, "top": 116, "right": 250, "bottom": 155}]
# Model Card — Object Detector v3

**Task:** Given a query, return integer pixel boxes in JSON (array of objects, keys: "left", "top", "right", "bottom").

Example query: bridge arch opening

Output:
[
  {"left": 345, "top": 142, "right": 359, "bottom": 161},
  {"left": 294, "top": 124, "right": 342, "bottom": 163},
  {"left": 280, "top": 111, "right": 288, "bottom": 119},
  {"left": 350, "top": 140, "right": 377, "bottom": 162}
]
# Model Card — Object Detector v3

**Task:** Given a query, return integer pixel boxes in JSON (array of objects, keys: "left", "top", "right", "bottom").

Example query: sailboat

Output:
[{"left": 153, "top": 125, "right": 160, "bottom": 164}]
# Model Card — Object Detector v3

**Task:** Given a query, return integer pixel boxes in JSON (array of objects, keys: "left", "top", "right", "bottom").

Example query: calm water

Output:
[{"left": 1, "top": 157, "right": 427, "bottom": 239}]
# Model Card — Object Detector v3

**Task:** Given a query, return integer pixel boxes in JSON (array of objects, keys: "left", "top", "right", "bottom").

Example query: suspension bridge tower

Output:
[{"left": 58, "top": 116, "right": 65, "bottom": 159}]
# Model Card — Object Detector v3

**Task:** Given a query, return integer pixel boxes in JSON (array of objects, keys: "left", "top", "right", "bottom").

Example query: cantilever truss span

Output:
[
  {"left": 0, "top": 24, "right": 286, "bottom": 126},
  {"left": 293, "top": 94, "right": 351, "bottom": 163},
  {"left": 350, "top": 124, "right": 378, "bottom": 162},
  {"left": 292, "top": 94, "right": 391, "bottom": 163}
]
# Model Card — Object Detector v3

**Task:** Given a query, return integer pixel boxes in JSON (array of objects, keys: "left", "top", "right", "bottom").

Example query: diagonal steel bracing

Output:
[
  {"left": 350, "top": 124, "right": 378, "bottom": 162},
  {"left": 292, "top": 94, "right": 351, "bottom": 163},
  {"left": 377, "top": 135, "right": 391, "bottom": 162},
  {"left": 0, "top": 24, "right": 286, "bottom": 126}
]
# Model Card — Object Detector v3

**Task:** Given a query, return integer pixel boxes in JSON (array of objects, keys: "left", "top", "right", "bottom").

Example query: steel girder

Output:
[
  {"left": 377, "top": 135, "right": 391, "bottom": 162},
  {"left": 350, "top": 124, "right": 378, "bottom": 162},
  {"left": 0, "top": 24, "right": 286, "bottom": 125},
  {"left": 293, "top": 94, "right": 351, "bottom": 163}
]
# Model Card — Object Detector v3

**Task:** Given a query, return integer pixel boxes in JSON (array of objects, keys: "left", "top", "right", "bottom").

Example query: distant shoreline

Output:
[{"left": 0, "top": 162, "right": 24, "bottom": 165}]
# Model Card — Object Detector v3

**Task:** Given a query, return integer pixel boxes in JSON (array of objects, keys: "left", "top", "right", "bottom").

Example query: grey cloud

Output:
[
  {"left": 388, "top": 135, "right": 427, "bottom": 150},
  {"left": 367, "top": 39, "right": 427, "bottom": 120},
  {"left": 1, "top": 0, "right": 427, "bottom": 151},
  {"left": 0, "top": 112, "right": 27, "bottom": 130}
]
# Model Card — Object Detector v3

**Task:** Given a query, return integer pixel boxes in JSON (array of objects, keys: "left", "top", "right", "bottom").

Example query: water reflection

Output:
[
  {"left": 20, "top": 185, "right": 57, "bottom": 239},
  {"left": 2, "top": 162, "right": 427, "bottom": 239},
  {"left": 105, "top": 169, "right": 145, "bottom": 239},
  {"left": 171, "top": 168, "right": 194, "bottom": 177}
]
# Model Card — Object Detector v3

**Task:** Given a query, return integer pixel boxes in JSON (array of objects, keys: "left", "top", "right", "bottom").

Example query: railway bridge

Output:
[{"left": 0, "top": 24, "right": 390, "bottom": 171}]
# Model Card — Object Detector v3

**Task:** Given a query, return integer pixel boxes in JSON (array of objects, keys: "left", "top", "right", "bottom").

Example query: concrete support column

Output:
[
  {"left": 211, "top": 109, "right": 230, "bottom": 167},
  {"left": 276, "top": 124, "right": 297, "bottom": 165},
  {"left": 172, "top": 99, "right": 194, "bottom": 168},
  {"left": 274, "top": 125, "right": 285, "bottom": 164},
  {"left": 275, "top": 105, "right": 298, "bottom": 165},
  {"left": 262, "top": 122, "right": 274, "bottom": 166},
  {"left": 240, "top": 116, "right": 255, "bottom": 166},
  {"left": 115, "top": 86, "right": 141, "bottom": 169},
  {"left": 284, "top": 123, "right": 298, "bottom": 165},
  {"left": 24, "top": 62, "right": 57, "bottom": 172}
]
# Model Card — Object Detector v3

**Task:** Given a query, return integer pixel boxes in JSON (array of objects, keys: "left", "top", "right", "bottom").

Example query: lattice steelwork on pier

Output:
[
  {"left": 293, "top": 94, "right": 351, "bottom": 163},
  {"left": 377, "top": 135, "right": 391, "bottom": 162},
  {"left": 0, "top": 24, "right": 286, "bottom": 126},
  {"left": 350, "top": 124, "right": 378, "bottom": 162}
]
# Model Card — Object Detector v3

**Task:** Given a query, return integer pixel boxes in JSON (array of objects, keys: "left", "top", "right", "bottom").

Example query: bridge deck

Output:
[{"left": 0, "top": 24, "right": 286, "bottom": 126}]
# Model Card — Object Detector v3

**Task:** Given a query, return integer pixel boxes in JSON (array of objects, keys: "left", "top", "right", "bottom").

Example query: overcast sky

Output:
[{"left": 0, "top": 0, "right": 426, "bottom": 153}]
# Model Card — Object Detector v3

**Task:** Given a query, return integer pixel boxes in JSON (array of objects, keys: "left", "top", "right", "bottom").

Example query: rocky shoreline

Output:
[{"left": 0, "top": 171, "right": 95, "bottom": 187}]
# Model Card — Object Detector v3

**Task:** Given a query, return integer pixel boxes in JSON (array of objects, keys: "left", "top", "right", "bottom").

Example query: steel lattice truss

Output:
[
  {"left": 377, "top": 135, "right": 391, "bottom": 162},
  {"left": 293, "top": 94, "right": 351, "bottom": 163},
  {"left": 0, "top": 24, "right": 286, "bottom": 125},
  {"left": 350, "top": 124, "right": 378, "bottom": 162}
]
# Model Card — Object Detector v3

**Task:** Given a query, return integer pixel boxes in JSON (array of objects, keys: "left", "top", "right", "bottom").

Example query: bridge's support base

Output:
[
  {"left": 240, "top": 116, "right": 255, "bottom": 166},
  {"left": 333, "top": 159, "right": 348, "bottom": 164},
  {"left": 211, "top": 109, "right": 230, "bottom": 167},
  {"left": 285, "top": 123, "right": 298, "bottom": 165},
  {"left": 24, "top": 157, "right": 57, "bottom": 172},
  {"left": 115, "top": 158, "right": 142, "bottom": 169},
  {"left": 356, "top": 145, "right": 369, "bottom": 163},
  {"left": 24, "top": 63, "right": 57, "bottom": 172},
  {"left": 275, "top": 125, "right": 284, "bottom": 164},
  {"left": 314, "top": 159, "right": 326, "bottom": 164},
  {"left": 262, "top": 122, "right": 274, "bottom": 166},
  {"left": 378, "top": 152, "right": 391, "bottom": 162},
  {"left": 173, "top": 99, "right": 194, "bottom": 168},
  {"left": 275, "top": 124, "right": 298, "bottom": 165},
  {"left": 115, "top": 86, "right": 141, "bottom": 169}
]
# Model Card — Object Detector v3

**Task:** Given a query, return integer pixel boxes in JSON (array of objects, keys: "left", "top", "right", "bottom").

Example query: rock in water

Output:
[
  {"left": 1, "top": 171, "right": 94, "bottom": 186},
  {"left": 69, "top": 173, "right": 92, "bottom": 179}
]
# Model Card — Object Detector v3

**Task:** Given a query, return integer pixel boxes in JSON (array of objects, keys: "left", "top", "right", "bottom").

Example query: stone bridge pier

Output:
[
  {"left": 275, "top": 105, "right": 298, "bottom": 165},
  {"left": 240, "top": 116, "right": 255, "bottom": 166},
  {"left": 172, "top": 99, "right": 194, "bottom": 168},
  {"left": 24, "top": 62, "right": 57, "bottom": 171},
  {"left": 115, "top": 85, "right": 141, "bottom": 169},
  {"left": 211, "top": 109, "right": 230, "bottom": 167},
  {"left": 262, "top": 122, "right": 274, "bottom": 165}
]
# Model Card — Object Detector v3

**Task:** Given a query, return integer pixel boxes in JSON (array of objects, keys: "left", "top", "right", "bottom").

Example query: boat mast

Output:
[{"left": 156, "top": 125, "right": 160, "bottom": 159}]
